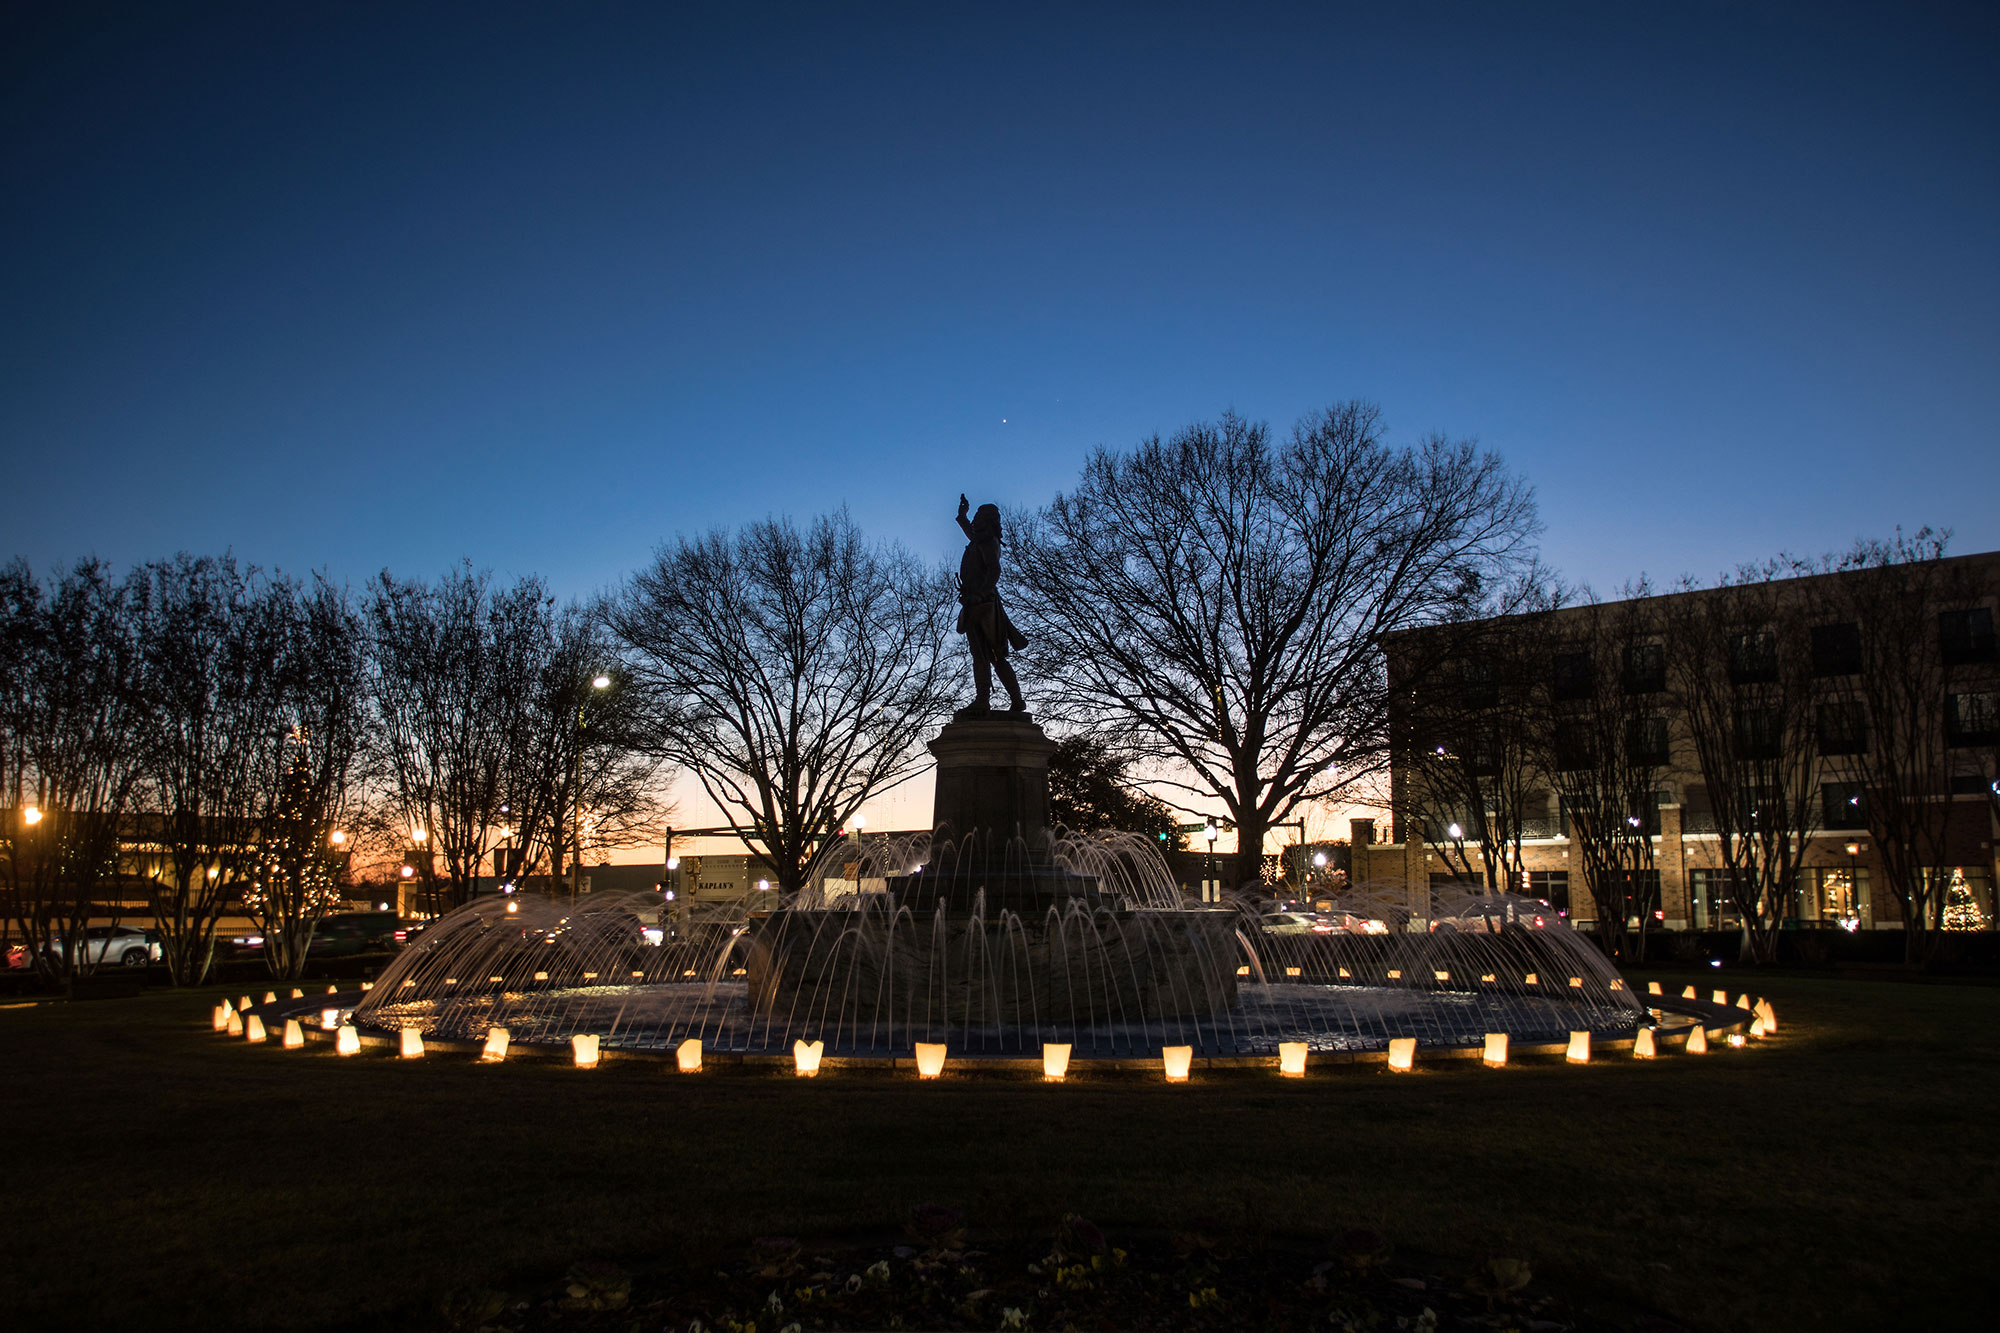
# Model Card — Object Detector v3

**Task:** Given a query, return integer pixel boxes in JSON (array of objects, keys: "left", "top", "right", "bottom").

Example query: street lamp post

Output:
[
  {"left": 1845, "top": 841, "right": 1861, "bottom": 925},
  {"left": 571, "top": 674, "right": 612, "bottom": 902},
  {"left": 1203, "top": 823, "right": 1218, "bottom": 903}
]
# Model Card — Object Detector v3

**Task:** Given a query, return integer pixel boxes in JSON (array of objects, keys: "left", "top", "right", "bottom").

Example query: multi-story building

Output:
[{"left": 1352, "top": 550, "right": 2000, "bottom": 937}]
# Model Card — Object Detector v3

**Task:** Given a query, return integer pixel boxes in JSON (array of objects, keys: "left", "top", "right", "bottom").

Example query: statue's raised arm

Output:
[{"left": 953, "top": 495, "right": 1027, "bottom": 714}]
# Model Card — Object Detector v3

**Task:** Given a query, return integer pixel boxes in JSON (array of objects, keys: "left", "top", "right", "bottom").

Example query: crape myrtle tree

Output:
[
  {"left": 367, "top": 566, "right": 547, "bottom": 916},
  {"left": 501, "top": 600, "right": 668, "bottom": 890},
  {"left": 1010, "top": 404, "right": 1541, "bottom": 891},
  {"left": 608, "top": 511, "right": 958, "bottom": 896},
  {"left": 240, "top": 577, "right": 371, "bottom": 980},
  {"left": 1525, "top": 589, "right": 1675, "bottom": 963},
  {"left": 1662, "top": 566, "right": 1825, "bottom": 965},
  {"left": 132, "top": 554, "right": 296, "bottom": 985},
  {"left": 1810, "top": 531, "right": 1995, "bottom": 961},
  {"left": 0, "top": 560, "right": 149, "bottom": 984},
  {"left": 1395, "top": 583, "right": 1561, "bottom": 896}
]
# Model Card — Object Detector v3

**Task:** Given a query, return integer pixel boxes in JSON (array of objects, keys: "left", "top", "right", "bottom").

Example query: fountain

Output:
[{"left": 344, "top": 493, "right": 1675, "bottom": 1066}]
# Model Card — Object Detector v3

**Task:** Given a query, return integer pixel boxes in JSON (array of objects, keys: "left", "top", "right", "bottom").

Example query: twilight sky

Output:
[{"left": 5, "top": 1, "right": 1996, "bottom": 605}]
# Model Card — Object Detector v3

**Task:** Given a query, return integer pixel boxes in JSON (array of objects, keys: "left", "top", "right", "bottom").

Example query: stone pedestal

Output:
[{"left": 928, "top": 712, "right": 1058, "bottom": 844}]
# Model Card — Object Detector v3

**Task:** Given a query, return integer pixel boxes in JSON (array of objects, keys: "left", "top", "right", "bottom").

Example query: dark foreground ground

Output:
[{"left": 0, "top": 969, "right": 1992, "bottom": 1332}]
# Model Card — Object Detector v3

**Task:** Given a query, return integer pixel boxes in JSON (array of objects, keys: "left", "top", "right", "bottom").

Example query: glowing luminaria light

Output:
[
  {"left": 1278, "top": 1041, "right": 1307, "bottom": 1077},
  {"left": 1480, "top": 973, "right": 1496, "bottom": 983},
  {"left": 1386, "top": 1037, "right": 1416, "bottom": 1072},
  {"left": 1338, "top": 967, "right": 1351, "bottom": 978},
  {"left": 1750, "top": 1017, "right": 1768, "bottom": 1038},
  {"left": 400, "top": 1027, "right": 424, "bottom": 1058},
  {"left": 319, "top": 1008, "right": 341, "bottom": 1031},
  {"left": 793, "top": 1039, "right": 824, "bottom": 1077},
  {"left": 483, "top": 1027, "right": 511, "bottom": 1062},
  {"left": 914, "top": 1042, "right": 947, "bottom": 1079},
  {"left": 244, "top": 1014, "right": 267, "bottom": 1043},
  {"left": 1647, "top": 981, "right": 1663, "bottom": 996},
  {"left": 1042, "top": 1042, "right": 1071, "bottom": 1081},
  {"left": 289, "top": 988, "right": 303, "bottom": 999},
  {"left": 1285, "top": 966, "right": 1302, "bottom": 977},
  {"left": 1433, "top": 970, "right": 1450, "bottom": 982},
  {"left": 676, "top": 1038, "right": 703, "bottom": 1073},
  {"left": 239, "top": 995, "right": 253, "bottom": 1011},
  {"left": 1386, "top": 969, "right": 1402, "bottom": 980},
  {"left": 1568, "top": 976, "right": 1583, "bottom": 989},
  {"left": 1682, "top": 985, "right": 1697, "bottom": 1000},
  {"left": 326, "top": 984, "right": 337, "bottom": 994},
  {"left": 1711, "top": 989, "right": 1728, "bottom": 1005},
  {"left": 225, "top": 1009, "right": 243, "bottom": 1036},
  {"left": 211, "top": 1003, "right": 230, "bottom": 1031},
  {"left": 1161, "top": 1045, "right": 1194, "bottom": 1082},
  {"left": 489, "top": 976, "right": 504, "bottom": 984},
  {"left": 282, "top": 1019, "right": 305, "bottom": 1049},
  {"left": 1609, "top": 980, "right": 1625, "bottom": 991},
  {"left": 1754, "top": 999, "right": 1777, "bottom": 1033},
  {"left": 1236, "top": 965, "right": 1250, "bottom": 976},
  {"left": 336, "top": 1025, "right": 360, "bottom": 1056},
  {"left": 1482, "top": 1033, "right": 1508, "bottom": 1068},
  {"left": 1727, "top": 1032, "right": 1747, "bottom": 1048},
  {"left": 1736, "top": 994, "right": 1753, "bottom": 1011},
  {"left": 1633, "top": 1028, "right": 1657, "bottom": 1059},
  {"left": 534, "top": 971, "right": 549, "bottom": 981},
  {"left": 1686, "top": 1026, "right": 1709, "bottom": 1055},
  {"left": 1565, "top": 1031, "right": 1591, "bottom": 1064},
  {"left": 262, "top": 991, "right": 276, "bottom": 1005},
  {"left": 360, "top": 981, "right": 372, "bottom": 991},
  {"left": 572, "top": 1033, "right": 600, "bottom": 1067}
]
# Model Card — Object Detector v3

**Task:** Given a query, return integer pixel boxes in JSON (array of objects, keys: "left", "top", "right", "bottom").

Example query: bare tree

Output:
[
  {"left": 366, "top": 566, "right": 543, "bottom": 915},
  {"left": 502, "top": 600, "right": 669, "bottom": 890},
  {"left": 1524, "top": 590, "right": 1675, "bottom": 962},
  {"left": 129, "top": 555, "right": 298, "bottom": 985},
  {"left": 1812, "top": 531, "right": 1994, "bottom": 961},
  {"left": 1395, "top": 587, "right": 1562, "bottom": 896},
  {"left": 0, "top": 560, "right": 148, "bottom": 986},
  {"left": 1010, "top": 404, "right": 1541, "bottom": 888},
  {"left": 242, "top": 576, "right": 371, "bottom": 979},
  {"left": 608, "top": 511, "right": 957, "bottom": 894},
  {"left": 1662, "top": 567, "right": 1825, "bottom": 965}
]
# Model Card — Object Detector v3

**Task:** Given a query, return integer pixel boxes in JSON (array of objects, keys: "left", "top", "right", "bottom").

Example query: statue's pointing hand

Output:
[{"left": 958, "top": 493, "right": 970, "bottom": 519}]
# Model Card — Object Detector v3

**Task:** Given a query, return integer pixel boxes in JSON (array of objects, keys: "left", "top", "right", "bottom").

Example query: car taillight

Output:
[{"left": 393, "top": 930, "right": 407, "bottom": 942}]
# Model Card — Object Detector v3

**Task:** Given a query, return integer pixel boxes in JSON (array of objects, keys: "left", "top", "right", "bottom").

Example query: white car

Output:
[
  {"left": 48, "top": 925, "right": 163, "bottom": 967},
  {"left": 1259, "top": 911, "right": 1321, "bottom": 935}
]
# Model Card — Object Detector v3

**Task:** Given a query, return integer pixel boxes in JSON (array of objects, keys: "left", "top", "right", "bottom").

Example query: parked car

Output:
[
  {"left": 307, "top": 912, "right": 402, "bottom": 957},
  {"left": 1259, "top": 911, "right": 1320, "bottom": 935},
  {"left": 46, "top": 925, "right": 162, "bottom": 967}
]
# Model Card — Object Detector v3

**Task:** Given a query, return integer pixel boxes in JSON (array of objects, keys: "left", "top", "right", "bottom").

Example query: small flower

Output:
[
  {"left": 845, "top": 1273, "right": 864, "bottom": 1293},
  {"left": 1000, "top": 1307, "right": 1027, "bottom": 1330},
  {"left": 866, "top": 1259, "right": 892, "bottom": 1283}
]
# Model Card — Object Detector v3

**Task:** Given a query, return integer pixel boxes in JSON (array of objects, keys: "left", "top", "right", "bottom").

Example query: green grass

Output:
[{"left": 1, "top": 970, "right": 1992, "bottom": 1332}]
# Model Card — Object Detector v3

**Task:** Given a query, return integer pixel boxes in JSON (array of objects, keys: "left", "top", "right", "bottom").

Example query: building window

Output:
[
  {"left": 1733, "top": 706, "right": 1783, "bottom": 760},
  {"left": 1939, "top": 608, "right": 1997, "bottom": 666},
  {"left": 1815, "top": 700, "right": 1868, "bottom": 756},
  {"left": 1554, "top": 720, "right": 1592, "bottom": 771},
  {"left": 1810, "top": 621, "right": 1862, "bottom": 677},
  {"left": 1949, "top": 773, "right": 1996, "bottom": 797},
  {"left": 1621, "top": 642, "right": 1665, "bottom": 694},
  {"left": 1624, "top": 715, "right": 1670, "bottom": 767},
  {"left": 1460, "top": 659, "right": 1499, "bottom": 709},
  {"left": 1729, "top": 629, "right": 1779, "bottom": 684},
  {"left": 1524, "top": 870, "right": 1570, "bottom": 914},
  {"left": 1688, "top": 869, "right": 1744, "bottom": 930},
  {"left": 1821, "top": 781, "right": 1868, "bottom": 829},
  {"left": 1799, "top": 867, "right": 1870, "bottom": 927},
  {"left": 1947, "top": 692, "right": 2000, "bottom": 747},
  {"left": 1552, "top": 651, "right": 1593, "bottom": 701},
  {"left": 1592, "top": 868, "right": 1662, "bottom": 926}
]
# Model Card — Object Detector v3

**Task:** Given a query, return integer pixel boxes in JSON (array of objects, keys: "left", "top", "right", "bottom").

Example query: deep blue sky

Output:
[{"left": 5, "top": 1, "right": 1996, "bottom": 601}]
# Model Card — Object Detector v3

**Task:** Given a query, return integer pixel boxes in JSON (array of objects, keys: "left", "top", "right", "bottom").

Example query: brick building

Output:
[{"left": 1352, "top": 550, "right": 2000, "bottom": 935}]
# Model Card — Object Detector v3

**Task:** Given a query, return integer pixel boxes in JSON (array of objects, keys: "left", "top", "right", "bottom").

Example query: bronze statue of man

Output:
[{"left": 956, "top": 493, "right": 1028, "bottom": 713}]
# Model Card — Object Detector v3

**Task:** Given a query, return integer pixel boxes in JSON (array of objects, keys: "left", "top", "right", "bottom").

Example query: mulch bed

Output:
[{"left": 434, "top": 1208, "right": 1691, "bottom": 1333}]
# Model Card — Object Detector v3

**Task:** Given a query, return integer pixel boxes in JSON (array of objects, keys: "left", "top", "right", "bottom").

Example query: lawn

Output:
[{"left": 1, "top": 969, "right": 1991, "bottom": 1332}]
